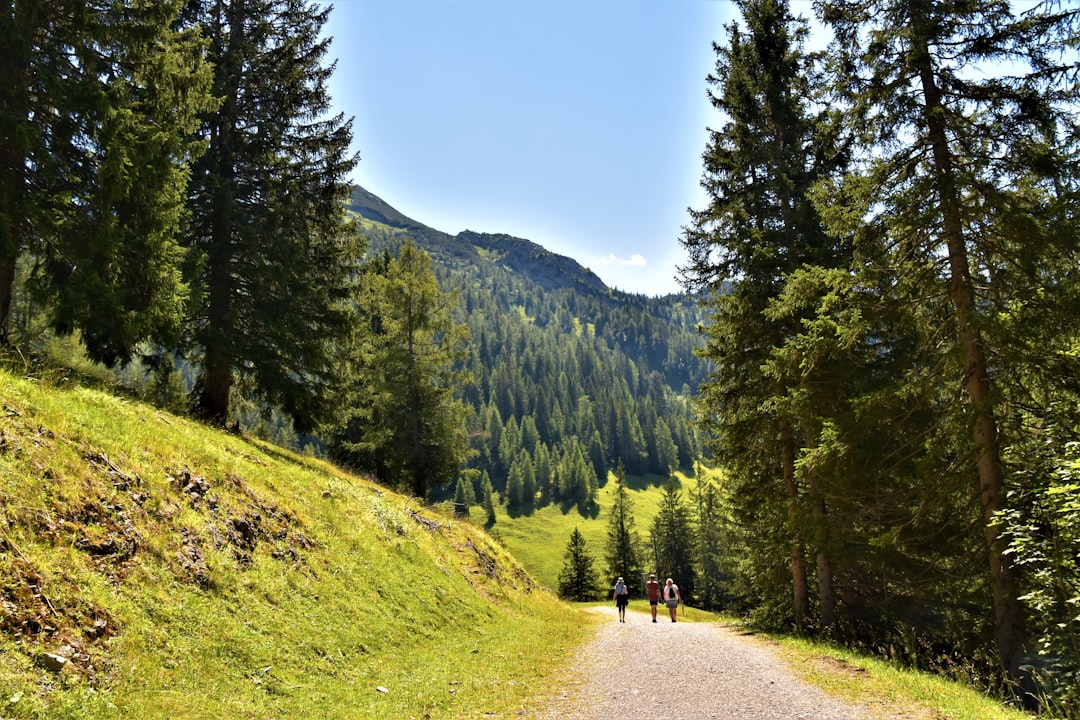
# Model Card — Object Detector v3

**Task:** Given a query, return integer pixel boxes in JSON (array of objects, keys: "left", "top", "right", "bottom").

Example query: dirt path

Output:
[{"left": 528, "top": 606, "right": 865, "bottom": 720}]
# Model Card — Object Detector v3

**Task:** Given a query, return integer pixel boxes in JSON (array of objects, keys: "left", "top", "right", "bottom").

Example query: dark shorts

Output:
[
  {"left": 615, "top": 596, "right": 629, "bottom": 607},
  {"left": 649, "top": 600, "right": 659, "bottom": 606}
]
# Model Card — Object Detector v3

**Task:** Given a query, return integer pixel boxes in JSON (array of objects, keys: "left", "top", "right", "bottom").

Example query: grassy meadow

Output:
[{"left": 476, "top": 471, "right": 701, "bottom": 594}]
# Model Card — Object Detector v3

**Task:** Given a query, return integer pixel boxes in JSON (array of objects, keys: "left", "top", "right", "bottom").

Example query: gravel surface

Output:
[{"left": 530, "top": 605, "right": 863, "bottom": 720}]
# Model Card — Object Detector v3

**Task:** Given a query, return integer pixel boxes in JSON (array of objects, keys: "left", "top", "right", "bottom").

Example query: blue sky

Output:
[{"left": 321, "top": 0, "right": 737, "bottom": 296}]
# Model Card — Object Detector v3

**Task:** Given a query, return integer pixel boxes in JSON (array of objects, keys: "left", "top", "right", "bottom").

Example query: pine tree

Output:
[
  {"left": 650, "top": 476, "right": 697, "bottom": 604},
  {"left": 0, "top": 0, "right": 213, "bottom": 360},
  {"left": 330, "top": 240, "right": 473, "bottom": 498},
  {"left": 505, "top": 458, "right": 524, "bottom": 508},
  {"left": 453, "top": 477, "right": 471, "bottom": 512},
  {"left": 557, "top": 527, "right": 600, "bottom": 602},
  {"left": 180, "top": 0, "right": 361, "bottom": 430},
  {"left": 818, "top": 0, "right": 1080, "bottom": 691},
  {"left": 680, "top": 0, "right": 846, "bottom": 631},
  {"left": 692, "top": 467, "right": 727, "bottom": 611},
  {"left": 481, "top": 473, "right": 497, "bottom": 527},
  {"left": 604, "top": 463, "right": 642, "bottom": 591}
]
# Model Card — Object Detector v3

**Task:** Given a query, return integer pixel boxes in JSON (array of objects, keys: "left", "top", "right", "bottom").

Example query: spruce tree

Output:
[
  {"left": 557, "top": 527, "right": 600, "bottom": 602},
  {"left": 0, "top": 0, "right": 213, "bottom": 360},
  {"left": 818, "top": 0, "right": 1080, "bottom": 691},
  {"left": 604, "top": 463, "right": 642, "bottom": 591},
  {"left": 650, "top": 476, "right": 696, "bottom": 604},
  {"left": 330, "top": 240, "right": 473, "bottom": 498},
  {"left": 692, "top": 467, "right": 727, "bottom": 612},
  {"left": 679, "top": 0, "right": 846, "bottom": 631},
  {"left": 481, "top": 473, "right": 497, "bottom": 527},
  {"left": 180, "top": 0, "right": 361, "bottom": 430}
]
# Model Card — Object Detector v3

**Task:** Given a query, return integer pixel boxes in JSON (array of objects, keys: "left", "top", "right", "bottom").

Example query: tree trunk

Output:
[
  {"left": 0, "top": 246, "right": 13, "bottom": 347},
  {"left": 810, "top": 475, "right": 835, "bottom": 633},
  {"left": 908, "top": 0, "right": 1030, "bottom": 697},
  {"left": 195, "top": 0, "right": 243, "bottom": 427},
  {"left": 0, "top": 32, "right": 27, "bottom": 348},
  {"left": 780, "top": 412, "right": 810, "bottom": 631}
]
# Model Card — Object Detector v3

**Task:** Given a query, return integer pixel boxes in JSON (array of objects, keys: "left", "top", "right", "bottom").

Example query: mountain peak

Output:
[{"left": 347, "top": 185, "right": 613, "bottom": 297}]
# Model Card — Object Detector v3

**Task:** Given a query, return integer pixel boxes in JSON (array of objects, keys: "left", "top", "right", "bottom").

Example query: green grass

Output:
[
  {"left": 0, "top": 368, "right": 590, "bottom": 719},
  {"left": 477, "top": 471, "right": 700, "bottom": 592},
  {"left": 759, "top": 632, "right": 1037, "bottom": 720}
]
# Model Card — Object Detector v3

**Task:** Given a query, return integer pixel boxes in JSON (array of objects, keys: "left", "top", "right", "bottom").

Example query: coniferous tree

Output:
[
  {"left": 505, "top": 457, "right": 524, "bottom": 508},
  {"left": 331, "top": 240, "right": 473, "bottom": 498},
  {"left": 604, "top": 463, "right": 642, "bottom": 593},
  {"left": 692, "top": 467, "right": 728, "bottom": 612},
  {"left": 818, "top": 0, "right": 1080, "bottom": 691},
  {"left": 481, "top": 472, "right": 497, "bottom": 527},
  {"left": 654, "top": 418, "right": 678, "bottom": 475},
  {"left": 453, "top": 477, "right": 471, "bottom": 512},
  {"left": 0, "top": 0, "right": 213, "bottom": 360},
  {"left": 535, "top": 443, "right": 554, "bottom": 504},
  {"left": 180, "top": 0, "right": 361, "bottom": 430},
  {"left": 557, "top": 527, "right": 600, "bottom": 602},
  {"left": 680, "top": 0, "right": 846, "bottom": 631},
  {"left": 650, "top": 476, "right": 697, "bottom": 604}
]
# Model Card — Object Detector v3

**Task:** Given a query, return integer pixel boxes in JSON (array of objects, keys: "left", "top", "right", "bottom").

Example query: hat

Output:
[{"left": 617, "top": 577, "right": 624, "bottom": 582}]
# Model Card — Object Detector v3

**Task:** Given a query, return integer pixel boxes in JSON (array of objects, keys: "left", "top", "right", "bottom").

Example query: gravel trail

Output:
[{"left": 531, "top": 605, "right": 864, "bottom": 720}]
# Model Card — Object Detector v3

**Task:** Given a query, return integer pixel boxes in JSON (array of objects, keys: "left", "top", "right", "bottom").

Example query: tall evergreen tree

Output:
[
  {"left": 330, "top": 240, "right": 473, "bottom": 498},
  {"left": 679, "top": 0, "right": 847, "bottom": 631},
  {"left": 0, "top": 0, "right": 213, "bottom": 360},
  {"left": 604, "top": 463, "right": 642, "bottom": 591},
  {"left": 650, "top": 476, "right": 696, "bottom": 604},
  {"left": 180, "top": 0, "right": 360, "bottom": 430},
  {"left": 818, "top": 0, "right": 1080, "bottom": 691},
  {"left": 692, "top": 467, "right": 728, "bottom": 612},
  {"left": 557, "top": 527, "right": 600, "bottom": 602}
]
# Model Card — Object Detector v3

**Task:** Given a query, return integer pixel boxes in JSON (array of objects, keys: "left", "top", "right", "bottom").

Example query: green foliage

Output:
[
  {"left": 329, "top": 241, "right": 473, "bottom": 498},
  {"left": 557, "top": 527, "right": 600, "bottom": 602},
  {"left": 691, "top": 466, "right": 731, "bottom": 612},
  {"left": 650, "top": 476, "right": 697, "bottom": 604},
  {"left": 686, "top": 0, "right": 1080, "bottom": 703},
  {"left": 180, "top": 0, "right": 362, "bottom": 431},
  {"left": 604, "top": 463, "right": 642, "bottom": 586},
  {"left": 814, "top": 0, "right": 1080, "bottom": 691},
  {"left": 1001, "top": 439, "right": 1080, "bottom": 717},
  {"left": 682, "top": 0, "right": 846, "bottom": 633},
  {"left": 0, "top": 0, "right": 214, "bottom": 363}
]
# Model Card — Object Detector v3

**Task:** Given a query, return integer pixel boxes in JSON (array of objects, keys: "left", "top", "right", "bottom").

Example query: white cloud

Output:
[{"left": 592, "top": 252, "right": 648, "bottom": 268}]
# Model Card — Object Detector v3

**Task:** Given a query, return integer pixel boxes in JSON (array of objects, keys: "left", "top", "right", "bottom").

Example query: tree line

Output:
[
  {"left": 2, "top": 0, "right": 356, "bottom": 431},
  {"left": 0, "top": 1, "right": 485, "bottom": 500},
  {"left": 680, "top": 0, "right": 1078, "bottom": 713}
]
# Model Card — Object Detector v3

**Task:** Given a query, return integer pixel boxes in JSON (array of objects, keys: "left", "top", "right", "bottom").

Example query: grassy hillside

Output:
[{"left": 0, "top": 368, "right": 590, "bottom": 720}]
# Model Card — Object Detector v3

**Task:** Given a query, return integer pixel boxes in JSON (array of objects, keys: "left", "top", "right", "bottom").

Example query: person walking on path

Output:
[
  {"left": 663, "top": 578, "right": 681, "bottom": 622},
  {"left": 612, "top": 577, "right": 629, "bottom": 622},
  {"left": 645, "top": 573, "right": 662, "bottom": 622}
]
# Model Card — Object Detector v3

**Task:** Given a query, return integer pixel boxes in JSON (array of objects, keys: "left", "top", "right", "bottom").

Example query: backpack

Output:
[{"left": 667, "top": 585, "right": 677, "bottom": 601}]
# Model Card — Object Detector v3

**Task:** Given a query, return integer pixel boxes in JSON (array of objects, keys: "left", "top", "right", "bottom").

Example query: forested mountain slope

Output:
[{"left": 345, "top": 186, "right": 708, "bottom": 506}]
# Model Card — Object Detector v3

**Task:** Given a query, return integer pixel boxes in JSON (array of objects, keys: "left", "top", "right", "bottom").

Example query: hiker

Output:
[
  {"left": 664, "top": 578, "right": 681, "bottom": 622},
  {"left": 613, "top": 577, "right": 629, "bottom": 622},
  {"left": 645, "top": 573, "right": 662, "bottom": 622}
]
